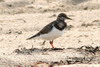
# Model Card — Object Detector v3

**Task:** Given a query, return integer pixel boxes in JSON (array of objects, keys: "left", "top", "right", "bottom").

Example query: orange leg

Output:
[{"left": 49, "top": 40, "right": 54, "bottom": 48}]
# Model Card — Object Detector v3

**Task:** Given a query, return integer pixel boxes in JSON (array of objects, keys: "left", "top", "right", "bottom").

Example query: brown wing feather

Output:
[
  {"left": 38, "top": 23, "right": 53, "bottom": 34},
  {"left": 26, "top": 21, "right": 55, "bottom": 40}
]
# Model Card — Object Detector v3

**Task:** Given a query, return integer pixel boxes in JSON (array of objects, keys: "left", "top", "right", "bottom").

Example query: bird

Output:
[{"left": 26, "top": 13, "right": 72, "bottom": 48}]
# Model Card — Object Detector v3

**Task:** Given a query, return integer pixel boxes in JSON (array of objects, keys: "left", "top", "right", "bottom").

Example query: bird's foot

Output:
[{"left": 50, "top": 40, "right": 54, "bottom": 48}]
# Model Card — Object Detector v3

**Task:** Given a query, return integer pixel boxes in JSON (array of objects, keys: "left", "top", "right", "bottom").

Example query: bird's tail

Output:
[{"left": 26, "top": 34, "right": 39, "bottom": 40}]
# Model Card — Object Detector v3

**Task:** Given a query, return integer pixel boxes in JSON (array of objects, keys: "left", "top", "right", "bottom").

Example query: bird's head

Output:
[{"left": 57, "top": 13, "right": 72, "bottom": 21}]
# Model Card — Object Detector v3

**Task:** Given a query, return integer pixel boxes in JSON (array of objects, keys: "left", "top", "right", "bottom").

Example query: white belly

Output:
[{"left": 39, "top": 27, "right": 64, "bottom": 40}]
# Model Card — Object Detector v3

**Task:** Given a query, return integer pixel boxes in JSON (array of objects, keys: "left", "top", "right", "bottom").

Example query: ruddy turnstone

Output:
[{"left": 26, "top": 13, "right": 72, "bottom": 48}]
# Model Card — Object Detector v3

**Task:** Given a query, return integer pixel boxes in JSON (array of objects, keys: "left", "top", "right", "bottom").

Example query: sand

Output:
[{"left": 0, "top": 0, "right": 100, "bottom": 67}]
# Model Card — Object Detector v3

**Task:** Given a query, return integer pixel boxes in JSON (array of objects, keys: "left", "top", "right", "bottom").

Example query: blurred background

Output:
[{"left": 0, "top": 0, "right": 100, "bottom": 14}]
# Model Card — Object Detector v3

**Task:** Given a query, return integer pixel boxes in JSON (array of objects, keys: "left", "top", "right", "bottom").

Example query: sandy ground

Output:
[{"left": 0, "top": 0, "right": 100, "bottom": 67}]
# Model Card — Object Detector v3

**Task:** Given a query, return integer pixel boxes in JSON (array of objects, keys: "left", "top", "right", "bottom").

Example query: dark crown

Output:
[
  {"left": 58, "top": 13, "right": 67, "bottom": 18},
  {"left": 57, "top": 13, "right": 72, "bottom": 20}
]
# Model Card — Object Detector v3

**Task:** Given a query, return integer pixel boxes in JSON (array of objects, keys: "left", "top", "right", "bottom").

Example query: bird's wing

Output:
[
  {"left": 26, "top": 21, "right": 55, "bottom": 40},
  {"left": 38, "top": 22, "right": 54, "bottom": 34}
]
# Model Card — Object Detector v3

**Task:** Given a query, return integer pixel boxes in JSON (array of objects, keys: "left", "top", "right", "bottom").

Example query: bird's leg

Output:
[
  {"left": 49, "top": 40, "right": 54, "bottom": 48},
  {"left": 41, "top": 41, "right": 46, "bottom": 45}
]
